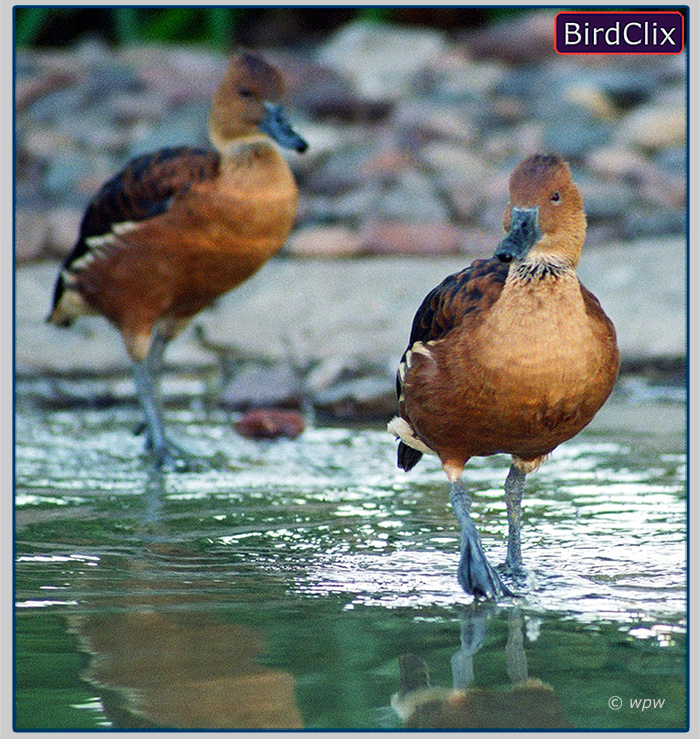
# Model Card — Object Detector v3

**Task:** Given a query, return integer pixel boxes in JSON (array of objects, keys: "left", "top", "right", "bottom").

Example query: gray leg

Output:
[
  {"left": 131, "top": 332, "right": 168, "bottom": 443},
  {"left": 132, "top": 334, "right": 205, "bottom": 472},
  {"left": 504, "top": 464, "right": 526, "bottom": 573},
  {"left": 450, "top": 481, "right": 512, "bottom": 599}
]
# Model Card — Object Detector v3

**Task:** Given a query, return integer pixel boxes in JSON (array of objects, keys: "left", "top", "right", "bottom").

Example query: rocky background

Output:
[{"left": 16, "top": 10, "right": 687, "bottom": 421}]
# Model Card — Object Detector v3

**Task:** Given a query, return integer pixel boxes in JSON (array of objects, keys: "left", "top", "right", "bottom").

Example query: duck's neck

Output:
[
  {"left": 212, "top": 132, "right": 275, "bottom": 159},
  {"left": 510, "top": 252, "right": 578, "bottom": 284}
]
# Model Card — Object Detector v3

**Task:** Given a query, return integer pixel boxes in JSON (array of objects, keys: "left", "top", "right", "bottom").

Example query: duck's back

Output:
[{"left": 50, "top": 141, "right": 298, "bottom": 336}]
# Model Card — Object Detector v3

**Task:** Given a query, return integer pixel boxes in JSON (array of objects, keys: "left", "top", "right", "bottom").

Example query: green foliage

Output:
[
  {"left": 14, "top": 7, "right": 246, "bottom": 49},
  {"left": 13, "top": 7, "right": 536, "bottom": 49}
]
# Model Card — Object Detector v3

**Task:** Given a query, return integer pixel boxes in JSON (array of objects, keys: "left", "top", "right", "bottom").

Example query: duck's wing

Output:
[
  {"left": 50, "top": 146, "right": 220, "bottom": 312},
  {"left": 395, "top": 258, "right": 509, "bottom": 470}
]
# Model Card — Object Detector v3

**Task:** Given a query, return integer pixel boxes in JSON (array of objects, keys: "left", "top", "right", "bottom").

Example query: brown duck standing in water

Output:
[
  {"left": 389, "top": 154, "right": 619, "bottom": 598},
  {"left": 47, "top": 51, "right": 308, "bottom": 471}
]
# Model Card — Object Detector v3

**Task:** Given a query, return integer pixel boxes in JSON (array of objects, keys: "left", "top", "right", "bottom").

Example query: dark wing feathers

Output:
[
  {"left": 52, "top": 146, "right": 220, "bottom": 310},
  {"left": 395, "top": 258, "right": 510, "bottom": 471},
  {"left": 402, "top": 258, "right": 509, "bottom": 368}
]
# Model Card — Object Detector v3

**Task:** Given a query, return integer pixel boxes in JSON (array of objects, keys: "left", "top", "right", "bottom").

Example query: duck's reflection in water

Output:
[
  {"left": 68, "top": 610, "right": 303, "bottom": 729},
  {"left": 393, "top": 604, "right": 571, "bottom": 729},
  {"left": 66, "top": 473, "right": 303, "bottom": 730}
]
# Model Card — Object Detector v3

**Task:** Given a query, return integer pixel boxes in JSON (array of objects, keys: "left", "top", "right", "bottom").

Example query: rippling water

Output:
[{"left": 14, "top": 392, "right": 687, "bottom": 730}]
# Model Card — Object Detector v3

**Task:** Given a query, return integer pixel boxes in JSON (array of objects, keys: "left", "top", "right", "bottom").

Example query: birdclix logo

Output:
[{"left": 555, "top": 11, "right": 685, "bottom": 55}]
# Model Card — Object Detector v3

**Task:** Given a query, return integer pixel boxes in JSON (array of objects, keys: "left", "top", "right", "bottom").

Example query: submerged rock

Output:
[{"left": 235, "top": 408, "right": 306, "bottom": 439}]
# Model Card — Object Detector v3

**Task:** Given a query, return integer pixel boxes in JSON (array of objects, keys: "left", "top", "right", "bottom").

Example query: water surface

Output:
[{"left": 14, "top": 390, "right": 687, "bottom": 730}]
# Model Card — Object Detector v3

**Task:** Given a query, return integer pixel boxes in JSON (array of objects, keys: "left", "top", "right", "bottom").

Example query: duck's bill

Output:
[
  {"left": 259, "top": 102, "right": 308, "bottom": 153},
  {"left": 495, "top": 207, "right": 540, "bottom": 263}
]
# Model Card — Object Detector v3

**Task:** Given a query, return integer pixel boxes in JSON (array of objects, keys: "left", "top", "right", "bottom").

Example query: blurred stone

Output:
[
  {"left": 592, "top": 65, "right": 663, "bottom": 110},
  {"left": 462, "top": 11, "right": 557, "bottom": 64},
  {"left": 359, "top": 147, "right": 416, "bottom": 181},
  {"left": 622, "top": 210, "right": 686, "bottom": 240},
  {"left": 586, "top": 146, "right": 648, "bottom": 180},
  {"left": 391, "top": 100, "right": 477, "bottom": 152},
  {"left": 22, "top": 127, "right": 75, "bottom": 160},
  {"left": 542, "top": 105, "right": 614, "bottom": 159},
  {"left": 585, "top": 223, "right": 624, "bottom": 249},
  {"left": 286, "top": 225, "right": 363, "bottom": 258},
  {"left": 419, "top": 143, "right": 493, "bottom": 220},
  {"left": 636, "top": 167, "right": 686, "bottom": 210},
  {"left": 15, "top": 210, "right": 49, "bottom": 262},
  {"left": 44, "top": 152, "right": 97, "bottom": 196},
  {"left": 281, "top": 58, "right": 392, "bottom": 121},
  {"left": 220, "top": 365, "right": 302, "bottom": 411},
  {"left": 304, "top": 139, "right": 383, "bottom": 195},
  {"left": 482, "top": 123, "right": 543, "bottom": 164},
  {"left": 376, "top": 168, "right": 451, "bottom": 222},
  {"left": 424, "top": 51, "right": 507, "bottom": 98},
  {"left": 25, "top": 86, "right": 87, "bottom": 124},
  {"left": 653, "top": 146, "right": 686, "bottom": 176},
  {"left": 577, "top": 178, "right": 635, "bottom": 223},
  {"left": 127, "top": 101, "right": 210, "bottom": 158},
  {"left": 235, "top": 409, "right": 306, "bottom": 439},
  {"left": 361, "top": 221, "right": 487, "bottom": 256},
  {"left": 15, "top": 71, "right": 77, "bottom": 113},
  {"left": 314, "top": 375, "right": 395, "bottom": 421},
  {"left": 565, "top": 83, "right": 616, "bottom": 120},
  {"left": 45, "top": 207, "right": 83, "bottom": 256},
  {"left": 303, "top": 183, "right": 382, "bottom": 223},
  {"left": 318, "top": 20, "right": 445, "bottom": 101},
  {"left": 620, "top": 106, "right": 686, "bottom": 150},
  {"left": 577, "top": 239, "right": 685, "bottom": 363}
]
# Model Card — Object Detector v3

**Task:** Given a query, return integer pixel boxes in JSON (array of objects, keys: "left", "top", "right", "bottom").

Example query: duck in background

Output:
[
  {"left": 47, "top": 50, "right": 308, "bottom": 471},
  {"left": 389, "top": 153, "right": 619, "bottom": 598}
]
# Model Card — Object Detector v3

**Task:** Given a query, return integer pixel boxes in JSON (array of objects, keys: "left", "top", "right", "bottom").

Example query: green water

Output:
[{"left": 14, "top": 391, "right": 687, "bottom": 730}]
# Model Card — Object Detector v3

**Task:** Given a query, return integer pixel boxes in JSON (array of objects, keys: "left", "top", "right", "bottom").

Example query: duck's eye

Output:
[
  {"left": 239, "top": 88, "right": 254, "bottom": 98},
  {"left": 550, "top": 192, "right": 561, "bottom": 203}
]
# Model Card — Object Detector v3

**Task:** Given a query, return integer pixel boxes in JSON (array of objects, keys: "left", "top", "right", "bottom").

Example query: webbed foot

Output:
[
  {"left": 457, "top": 516, "right": 513, "bottom": 599},
  {"left": 149, "top": 439, "right": 208, "bottom": 473}
]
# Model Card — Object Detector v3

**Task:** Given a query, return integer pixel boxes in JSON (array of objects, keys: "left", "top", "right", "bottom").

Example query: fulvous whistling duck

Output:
[
  {"left": 388, "top": 154, "right": 619, "bottom": 598},
  {"left": 47, "top": 51, "right": 308, "bottom": 471}
]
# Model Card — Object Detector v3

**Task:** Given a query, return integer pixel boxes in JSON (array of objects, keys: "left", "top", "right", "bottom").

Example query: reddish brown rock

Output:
[
  {"left": 361, "top": 221, "right": 494, "bottom": 258},
  {"left": 235, "top": 409, "right": 306, "bottom": 440}
]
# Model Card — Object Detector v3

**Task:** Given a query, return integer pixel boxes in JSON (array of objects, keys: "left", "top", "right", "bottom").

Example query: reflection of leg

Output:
[
  {"left": 451, "top": 604, "right": 493, "bottom": 689},
  {"left": 505, "top": 607, "right": 528, "bottom": 684},
  {"left": 504, "top": 465, "right": 526, "bottom": 573},
  {"left": 450, "top": 481, "right": 512, "bottom": 599}
]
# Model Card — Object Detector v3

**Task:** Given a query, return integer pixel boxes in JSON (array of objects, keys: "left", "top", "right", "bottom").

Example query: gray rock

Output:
[
  {"left": 318, "top": 20, "right": 445, "bottom": 101},
  {"left": 43, "top": 151, "right": 100, "bottom": 197},
  {"left": 622, "top": 210, "right": 686, "bottom": 240},
  {"left": 542, "top": 105, "right": 614, "bottom": 159},
  {"left": 577, "top": 177, "right": 635, "bottom": 223},
  {"left": 376, "top": 168, "right": 450, "bottom": 222},
  {"left": 220, "top": 365, "right": 303, "bottom": 410},
  {"left": 654, "top": 146, "right": 686, "bottom": 176},
  {"left": 127, "top": 101, "right": 210, "bottom": 158},
  {"left": 314, "top": 375, "right": 396, "bottom": 420}
]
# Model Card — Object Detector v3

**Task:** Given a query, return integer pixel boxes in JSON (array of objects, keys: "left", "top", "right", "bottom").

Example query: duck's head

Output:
[
  {"left": 496, "top": 154, "right": 586, "bottom": 268},
  {"left": 209, "top": 50, "right": 308, "bottom": 154}
]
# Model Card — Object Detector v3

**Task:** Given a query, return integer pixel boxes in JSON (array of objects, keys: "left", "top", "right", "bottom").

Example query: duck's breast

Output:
[{"left": 410, "top": 269, "right": 618, "bottom": 458}]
